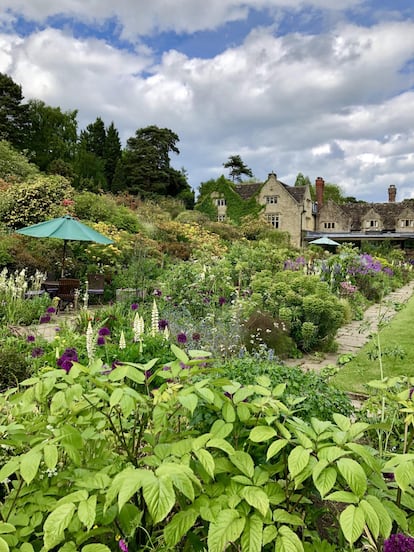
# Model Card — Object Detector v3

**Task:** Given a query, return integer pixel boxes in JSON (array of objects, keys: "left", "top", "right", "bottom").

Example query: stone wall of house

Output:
[{"left": 317, "top": 200, "right": 351, "bottom": 232}]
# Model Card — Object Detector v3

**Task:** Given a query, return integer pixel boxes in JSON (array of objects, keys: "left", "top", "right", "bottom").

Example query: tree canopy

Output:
[
  {"left": 223, "top": 155, "right": 253, "bottom": 182},
  {"left": 0, "top": 73, "right": 30, "bottom": 150}
]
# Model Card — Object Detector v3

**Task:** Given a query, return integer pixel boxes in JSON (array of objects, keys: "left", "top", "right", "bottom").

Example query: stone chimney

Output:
[
  {"left": 388, "top": 184, "right": 396, "bottom": 203},
  {"left": 315, "top": 177, "right": 325, "bottom": 210}
]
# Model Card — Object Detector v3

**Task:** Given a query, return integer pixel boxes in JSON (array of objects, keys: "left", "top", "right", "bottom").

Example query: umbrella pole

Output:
[{"left": 61, "top": 240, "right": 67, "bottom": 278}]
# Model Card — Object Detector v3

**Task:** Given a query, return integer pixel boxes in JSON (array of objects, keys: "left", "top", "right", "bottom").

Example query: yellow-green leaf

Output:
[{"left": 339, "top": 505, "right": 365, "bottom": 544}]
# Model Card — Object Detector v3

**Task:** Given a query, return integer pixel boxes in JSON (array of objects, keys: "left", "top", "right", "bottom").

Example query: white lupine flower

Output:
[
  {"left": 86, "top": 321, "right": 95, "bottom": 361},
  {"left": 163, "top": 326, "right": 170, "bottom": 340},
  {"left": 133, "top": 312, "right": 144, "bottom": 341},
  {"left": 119, "top": 330, "right": 126, "bottom": 350},
  {"left": 151, "top": 299, "right": 159, "bottom": 337},
  {"left": 83, "top": 279, "right": 89, "bottom": 309}
]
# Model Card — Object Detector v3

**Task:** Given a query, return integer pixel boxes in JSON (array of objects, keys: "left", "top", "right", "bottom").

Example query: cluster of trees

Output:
[{"left": 0, "top": 73, "right": 194, "bottom": 207}]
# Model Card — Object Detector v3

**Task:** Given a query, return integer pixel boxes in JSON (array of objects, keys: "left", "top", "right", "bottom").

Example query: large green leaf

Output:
[
  {"left": 82, "top": 546, "right": 111, "bottom": 552},
  {"left": 43, "top": 503, "right": 76, "bottom": 551},
  {"left": 178, "top": 393, "right": 198, "bottom": 415},
  {"left": 43, "top": 444, "right": 59, "bottom": 470},
  {"left": 313, "top": 466, "right": 337, "bottom": 498},
  {"left": 143, "top": 475, "right": 176, "bottom": 524},
  {"left": 288, "top": 446, "right": 310, "bottom": 478},
  {"left": 365, "top": 495, "right": 392, "bottom": 538},
  {"left": 395, "top": 460, "right": 414, "bottom": 492},
  {"left": 210, "top": 420, "right": 233, "bottom": 439},
  {"left": 207, "top": 438, "right": 235, "bottom": 456},
  {"left": 240, "top": 486, "right": 269, "bottom": 517},
  {"left": 266, "top": 439, "right": 288, "bottom": 461},
  {"left": 230, "top": 451, "right": 255, "bottom": 479},
  {"left": 273, "top": 509, "right": 304, "bottom": 526},
  {"left": 333, "top": 414, "right": 351, "bottom": 431},
  {"left": 118, "top": 469, "right": 155, "bottom": 512},
  {"left": 0, "top": 537, "right": 9, "bottom": 552},
  {"left": 249, "top": 426, "right": 277, "bottom": 443},
  {"left": 241, "top": 513, "right": 263, "bottom": 552},
  {"left": 359, "top": 500, "right": 379, "bottom": 540},
  {"left": 194, "top": 449, "right": 215, "bottom": 479},
  {"left": 0, "top": 524, "right": 15, "bottom": 535},
  {"left": 164, "top": 508, "right": 198, "bottom": 548},
  {"left": 325, "top": 491, "right": 359, "bottom": 504},
  {"left": 0, "top": 459, "right": 19, "bottom": 483},
  {"left": 222, "top": 401, "right": 236, "bottom": 423},
  {"left": 337, "top": 458, "right": 367, "bottom": 498},
  {"left": 275, "top": 525, "right": 304, "bottom": 552},
  {"left": 20, "top": 450, "right": 42, "bottom": 484},
  {"left": 207, "top": 509, "right": 245, "bottom": 552},
  {"left": 171, "top": 343, "right": 189, "bottom": 363},
  {"left": 78, "top": 496, "right": 97, "bottom": 531},
  {"left": 339, "top": 505, "right": 365, "bottom": 544}
]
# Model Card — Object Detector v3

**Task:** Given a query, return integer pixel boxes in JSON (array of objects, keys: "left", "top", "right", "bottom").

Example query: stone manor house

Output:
[{"left": 198, "top": 172, "right": 414, "bottom": 249}]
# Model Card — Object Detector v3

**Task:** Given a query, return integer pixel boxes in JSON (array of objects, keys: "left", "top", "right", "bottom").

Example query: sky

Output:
[{"left": 0, "top": 0, "right": 413, "bottom": 202}]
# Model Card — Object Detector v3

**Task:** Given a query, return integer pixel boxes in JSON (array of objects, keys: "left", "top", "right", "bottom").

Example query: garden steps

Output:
[{"left": 284, "top": 279, "right": 414, "bottom": 374}]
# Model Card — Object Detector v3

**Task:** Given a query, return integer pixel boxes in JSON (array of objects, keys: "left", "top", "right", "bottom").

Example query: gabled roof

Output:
[
  {"left": 235, "top": 176, "right": 307, "bottom": 204},
  {"left": 340, "top": 201, "right": 414, "bottom": 231}
]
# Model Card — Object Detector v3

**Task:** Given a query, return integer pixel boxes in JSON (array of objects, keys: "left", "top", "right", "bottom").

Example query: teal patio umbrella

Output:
[
  {"left": 308, "top": 236, "right": 340, "bottom": 246},
  {"left": 16, "top": 215, "right": 114, "bottom": 277}
]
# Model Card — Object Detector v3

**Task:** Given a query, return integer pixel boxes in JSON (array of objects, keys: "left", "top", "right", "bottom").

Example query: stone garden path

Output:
[{"left": 284, "top": 279, "right": 414, "bottom": 373}]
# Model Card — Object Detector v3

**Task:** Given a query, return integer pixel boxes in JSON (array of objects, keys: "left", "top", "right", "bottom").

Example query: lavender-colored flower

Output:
[
  {"left": 97, "top": 336, "right": 106, "bottom": 346},
  {"left": 62, "top": 348, "right": 78, "bottom": 360},
  {"left": 47, "top": 306, "right": 56, "bottom": 313},
  {"left": 57, "top": 347, "right": 79, "bottom": 373},
  {"left": 60, "top": 359, "right": 73, "bottom": 373},
  {"left": 119, "top": 539, "right": 128, "bottom": 552},
  {"left": 192, "top": 332, "right": 201, "bottom": 342},
  {"left": 158, "top": 319, "right": 169, "bottom": 330},
  {"left": 98, "top": 327, "right": 111, "bottom": 336},
  {"left": 131, "top": 303, "right": 139, "bottom": 310},
  {"left": 39, "top": 315, "right": 51, "bottom": 324},
  {"left": 177, "top": 332, "right": 187, "bottom": 344},
  {"left": 26, "top": 335, "right": 35, "bottom": 342},
  {"left": 162, "top": 365, "right": 171, "bottom": 371},
  {"left": 384, "top": 533, "right": 414, "bottom": 552},
  {"left": 31, "top": 347, "right": 44, "bottom": 358}
]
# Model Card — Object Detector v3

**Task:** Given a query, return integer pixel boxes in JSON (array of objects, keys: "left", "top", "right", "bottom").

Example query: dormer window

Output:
[
  {"left": 323, "top": 222, "right": 335, "bottom": 229},
  {"left": 401, "top": 219, "right": 414, "bottom": 227},
  {"left": 366, "top": 220, "right": 378, "bottom": 228},
  {"left": 265, "top": 196, "right": 278, "bottom": 204},
  {"left": 216, "top": 198, "right": 226, "bottom": 207}
]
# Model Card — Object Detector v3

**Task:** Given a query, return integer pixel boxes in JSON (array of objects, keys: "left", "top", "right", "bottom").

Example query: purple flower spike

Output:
[
  {"left": 384, "top": 533, "right": 414, "bottom": 552},
  {"left": 177, "top": 332, "right": 187, "bottom": 344},
  {"left": 31, "top": 347, "right": 44, "bottom": 358},
  {"left": 26, "top": 335, "right": 35, "bottom": 342},
  {"left": 119, "top": 539, "right": 128, "bottom": 552}
]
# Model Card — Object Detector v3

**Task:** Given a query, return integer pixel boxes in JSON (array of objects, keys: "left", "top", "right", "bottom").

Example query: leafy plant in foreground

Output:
[{"left": 0, "top": 346, "right": 413, "bottom": 551}]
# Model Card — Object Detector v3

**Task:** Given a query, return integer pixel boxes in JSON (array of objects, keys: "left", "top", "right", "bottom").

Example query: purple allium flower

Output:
[
  {"left": 97, "top": 336, "right": 106, "bottom": 346},
  {"left": 39, "top": 315, "right": 51, "bottom": 324},
  {"left": 192, "top": 332, "right": 201, "bottom": 342},
  {"left": 218, "top": 296, "right": 226, "bottom": 306},
  {"left": 57, "top": 347, "right": 79, "bottom": 373},
  {"left": 60, "top": 359, "right": 73, "bottom": 373},
  {"left": 384, "top": 533, "right": 414, "bottom": 552},
  {"left": 158, "top": 319, "right": 169, "bottom": 330},
  {"left": 119, "top": 539, "right": 128, "bottom": 552},
  {"left": 131, "top": 303, "right": 139, "bottom": 311},
  {"left": 55, "top": 327, "right": 60, "bottom": 332},
  {"left": 98, "top": 327, "right": 111, "bottom": 336},
  {"left": 26, "top": 335, "right": 35, "bottom": 342},
  {"left": 62, "top": 348, "right": 78, "bottom": 360},
  {"left": 31, "top": 347, "right": 44, "bottom": 358},
  {"left": 177, "top": 332, "right": 187, "bottom": 344},
  {"left": 47, "top": 306, "right": 56, "bottom": 313}
]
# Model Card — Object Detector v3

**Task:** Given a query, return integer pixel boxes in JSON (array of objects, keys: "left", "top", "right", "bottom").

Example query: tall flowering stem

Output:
[
  {"left": 151, "top": 299, "right": 159, "bottom": 337},
  {"left": 86, "top": 321, "right": 95, "bottom": 362}
]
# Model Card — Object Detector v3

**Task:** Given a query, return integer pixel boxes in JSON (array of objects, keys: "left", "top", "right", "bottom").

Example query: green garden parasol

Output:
[{"left": 16, "top": 215, "right": 114, "bottom": 277}]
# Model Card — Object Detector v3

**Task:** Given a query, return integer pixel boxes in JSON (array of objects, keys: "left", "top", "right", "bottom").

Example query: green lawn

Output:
[{"left": 332, "top": 294, "right": 414, "bottom": 394}]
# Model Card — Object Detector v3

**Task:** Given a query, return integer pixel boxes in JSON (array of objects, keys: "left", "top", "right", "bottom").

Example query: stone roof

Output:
[
  {"left": 341, "top": 200, "right": 414, "bottom": 231},
  {"left": 234, "top": 182, "right": 262, "bottom": 200},
  {"left": 287, "top": 185, "right": 306, "bottom": 203}
]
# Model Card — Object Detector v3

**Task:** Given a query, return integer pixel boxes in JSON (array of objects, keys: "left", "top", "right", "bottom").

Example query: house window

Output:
[
  {"left": 324, "top": 222, "right": 335, "bottom": 229},
  {"left": 265, "top": 196, "right": 278, "bottom": 204},
  {"left": 266, "top": 214, "right": 280, "bottom": 228},
  {"left": 401, "top": 219, "right": 414, "bottom": 227},
  {"left": 217, "top": 214, "right": 226, "bottom": 222},
  {"left": 366, "top": 220, "right": 378, "bottom": 228},
  {"left": 216, "top": 198, "right": 226, "bottom": 206}
]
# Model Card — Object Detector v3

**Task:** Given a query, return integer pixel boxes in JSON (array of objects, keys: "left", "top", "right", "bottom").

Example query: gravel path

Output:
[{"left": 283, "top": 279, "right": 414, "bottom": 373}]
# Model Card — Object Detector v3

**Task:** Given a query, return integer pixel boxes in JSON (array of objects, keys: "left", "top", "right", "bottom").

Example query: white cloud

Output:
[{"left": 0, "top": 3, "right": 413, "bottom": 201}]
